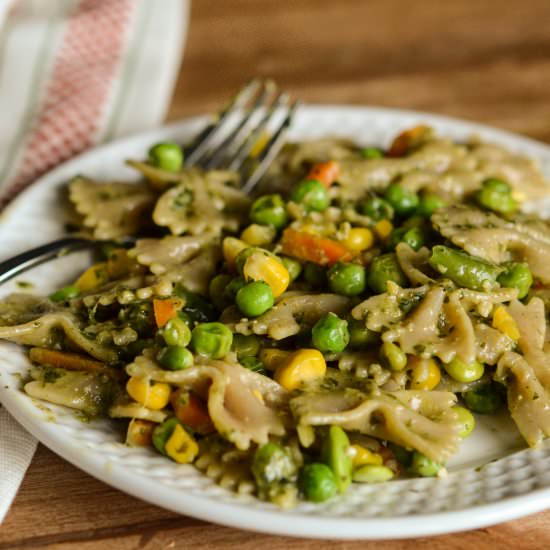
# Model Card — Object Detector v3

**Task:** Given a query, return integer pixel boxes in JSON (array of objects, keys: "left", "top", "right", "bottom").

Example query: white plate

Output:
[{"left": 2, "top": 106, "right": 550, "bottom": 540}]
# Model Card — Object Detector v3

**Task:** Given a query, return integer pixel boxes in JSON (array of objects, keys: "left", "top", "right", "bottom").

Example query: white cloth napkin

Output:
[{"left": 0, "top": 0, "right": 189, "bottom": 522}]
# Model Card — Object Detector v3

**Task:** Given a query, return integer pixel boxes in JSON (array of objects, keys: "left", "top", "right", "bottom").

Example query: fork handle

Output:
[{"left": 0, "top": 237, "right": 97, "bottom": 286}]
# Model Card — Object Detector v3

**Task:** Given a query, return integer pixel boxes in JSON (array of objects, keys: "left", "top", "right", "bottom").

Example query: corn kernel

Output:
[
  {"left": 75, "top": 262, "right": 109, "bottom": 291},
  {"left": 240, "top": 224, "right": 276, "bottom": 246},
  {"left": 223, "top": 237, "right": 248, "bottom": 269},
  {"left": 126, "top": 377, "right": 171, "bottom": 410},
  {"left": 408, "top": 357, "right": 441, "bottom": 391},
  {"left": 341, "top": 227, "right": 375, "bottom": 252},
  {"left": 164, "top": 423, "right": 199, "bottom": 464},
  {"left": 492, "top": 305, "right": 520, "bottom": 341},
  {"left": 274, "top": 349, "right": 326, "bottom": 391},
  {"left": 374, "top": 219, "right": 394, "bottom": 240},
  {"left": 259, "top": 348, "right": 292, "bottom": 371},
  {"left": 243, "top": 252, "right": 290, "bottom": 297},
  {"left": 349, "top": 444, "right": 383, "bottom": 467}
]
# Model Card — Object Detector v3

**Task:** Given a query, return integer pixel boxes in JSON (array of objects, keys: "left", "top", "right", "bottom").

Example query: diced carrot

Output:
[
  {"left": 387, "top": 125, "right": 430, "bottom": 157},
  {"left": 29, "top": 347, "right": 114, "bottom": 375},
  {"left": 171, "top": 389, "right": 215, "bottom": 435},
  {"left": 153, "top": 298, "right": 182, "bottom": 328},
  {"left": 126, "top": 418, "right": 155, "bottom": 447},
  {"left": 280, "top": 228, "right": 352, "bottom": 266},
  {"left": 306, "top": 160, "right": 340, "bottom": 187}
]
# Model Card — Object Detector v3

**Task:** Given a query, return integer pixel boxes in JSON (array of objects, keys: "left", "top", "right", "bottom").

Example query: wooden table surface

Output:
[{"left": 3, "top": 0, "right": 550, "bottom": 548}]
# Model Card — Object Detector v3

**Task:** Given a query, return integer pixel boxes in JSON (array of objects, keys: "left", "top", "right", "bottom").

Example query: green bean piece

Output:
[
  {"left": 497, "top": 262, "right": 533, "bottom": 299},
  {"left": 452, "top": 405, "right": 476, "bottom": 438},
  {"left": 311, "top": 313, "right": 350, "bottom": 353},
  {"left": 352, "top": 464, "right": 394, "bottom": 483},
  {"left": 358, "top": 196, "right": 394, "bottom": 221},
  {"left": 327, "top": 262, "right": 367, "bottom": 296},
  {"left": 361, "top": 147, "right": 384, "bottom": 159},
  {"left": 191, "top": 322, "right": 233, "bottom": 359},
  {"left": 429, "top": 245, "right": 502, "bottom": 291},
  {"left": 443, "top": 357, "right": 484, "bottom": 383},
  {"left": 161, "top": 317, "right": 192, "bottom": 347},
  {"left": 366, "top": 252, "right": 408, "bottom": 293},
  {"left": 348, "top": 318, "right": 379, "bottom": 349},
  {"left": 280, "top": 255, "right": 302, "bottom": 282},
  {"left": 321, "top": 425, "right": 352, "bottom": 493},
  {"left": 49, "top": 285, "right": 80, "bottom": 303},
  {"left": 235, "top": 281, "right": 274, "bottom": 317},
  {"left": 303, "top": 262, "right": 327, "bottom": 289},
  {"left": 252, "top": 442, "right": 297, "bottom": 487},
  {"left": 462, "top": 383, "right": 504, "bottom": 414},
  {"left": 380, "top": 341, "right": 407, "bottom": 371},
  {"left": 249, "top": 194, "right": 288, "bottom": 229},
  {"left": 209, "top": 274, "right": 233, "bottom": 310},
  {"left": 148, "top": 142, "right": 184, "bottom": 172},
  {"left": 475, "top": 178, "right": 517, "bottom": 215},
  {"left": 409, "top": 452, "right": 442, "bottom": 477},
  {"left": 416, "top": 194, "right": 446, "bottom": 217},
  {"left": 232, "top": 333, "right": 261, "bottom": 358},
  {"left": 299, "top": 463, "right": 337, "bottom": 502},
  {"left": 152, "top": 417, "right": 181, "bottom": 455},
  {"left": 291, "top": 179, "right": 330, "bottom": 212},
  {"left": 388, "top": 443, "right": 413, "bottom": 467},
  {"left": 157, "top": 346, "right": 194, "bottom": 371},
  {"left": 384, "top": 183, "right": 419, "bottom": 216}
]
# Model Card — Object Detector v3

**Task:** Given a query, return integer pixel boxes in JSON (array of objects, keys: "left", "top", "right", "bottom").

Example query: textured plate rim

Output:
[{"left": 1, "top": 104, "right": 550, "bottom": 539}]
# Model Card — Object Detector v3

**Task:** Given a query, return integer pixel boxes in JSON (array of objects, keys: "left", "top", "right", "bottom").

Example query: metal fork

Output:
[{"left": 0, "top": 79, "right": 300, "bottom": 285}]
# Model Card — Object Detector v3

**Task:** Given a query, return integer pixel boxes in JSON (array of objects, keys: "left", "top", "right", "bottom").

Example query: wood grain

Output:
[{"left": 4, "top": 0, "right": 550, "bottom": 547}]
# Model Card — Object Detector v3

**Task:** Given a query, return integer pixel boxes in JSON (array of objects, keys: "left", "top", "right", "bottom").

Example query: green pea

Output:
[
  {"left": 299, "top": 463, "right": 337, "bottom": 502},
  {"left": 280, "top": 256, "right": 302, "bottom": 282},
  {"left": 367, "top": 253, "right": 408, "bottom": 293},
  {"left": 49, "top": 285, "right": 80, "bottom": 303},
  {"left": 452, "top": 405, "right": 476, "bottom": 438},
  {"left": 148, "top": 142, "right": 184, "bottom": 172},
  {"left": 176, "top": 311, "right": 193, "bottom": 327},
  {"left": 358, "top": 196, "right": 394, "bottom": 221},
  {"left": 327, "top": 262, "right": 366, "bottom": 296},
  {"left": 152, "top": 417, "right": 181, "bottom": 455},
  {"left": 236, "top": 281, "right": 274, "bottom": 317},
  {"left": 291, "top": 179, "right": 330, "bottom": 212},
  {"left": 232, "top": 333, "right": 261, "bottom": 358},
  {"left": 361, "top": 147, "right": 384, "bottom": 159},
  {"left": 462, "top": 383, "right": 504, "bottom": 414},
  {"left": 497, "top": 262, "right": 533, "bottom": 299},
  {"left": 225, "top": 277, "right": 247, "bottom": 299},
  {"left": 249, "top": 194, "right": 288, "bottom": 229},
  {"left": 384, "top": 183, "right": 419, "bottom": 216},
  {"left": 252, "top": 442, "right": 297, "bottom": 487},
  {"left": 161, "top": 317, "right": 192, "bottom": 347},
  {"left": 352, "top": 464, "right": 394, "bottom": 483},
  {"left": 312, "top": 313, "right": 350, "bottom": 353},
  {"left": 380, "top": 341, "right": 407, "bottom": 371},
  {"left": 157, "top": 346, "right": 194, "bottom": 371},
  {"left": 322, "top": 425, "right": 352, "bottom": 493},
  {"left": 191, "top": 322, "right": 233, "bottom": 359},
  {"left": 443, "top": 357, "right": 484, "bottom": 383},
  {"left": 475, "top": 178, "right": 517, "bottom": 215},
  {"left": 303, "top": 262, "right": 327, "bottom": 289},
  {"left": 240, "top": 356, "right": 266, "bottom": 374},
  {"left": 429, "top": 245, "right": 502, "bottom": 291},
  {"left": 388, "top": 443, "right": 413, "bottom": 467},
  {"left": 387, "top": 226, "right": 425, "bottom": 251},
  {"left": 209, "top": 274, "right": 233, "bottom": 310},
  {"left": 409, "top": 452, "right": 442, "bottom": 477},
  {"left": 348, "top": 318, "right": 379, "bottom": 349},
  {"left": 416, "top": 194, "right": 446, "bottom": 217}
]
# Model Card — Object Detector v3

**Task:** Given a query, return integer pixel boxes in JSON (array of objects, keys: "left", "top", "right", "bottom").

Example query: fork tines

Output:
[{"left": 185, "top": 79, "right": 299, "bottom": 193}]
